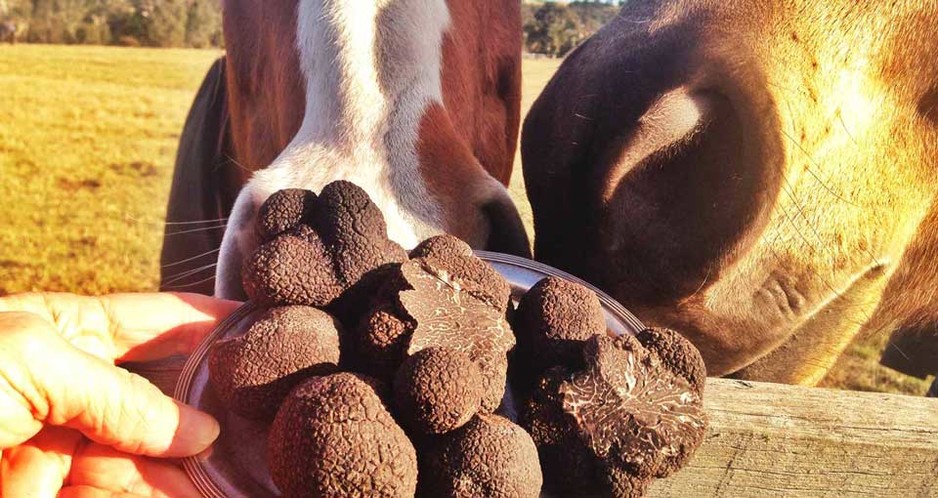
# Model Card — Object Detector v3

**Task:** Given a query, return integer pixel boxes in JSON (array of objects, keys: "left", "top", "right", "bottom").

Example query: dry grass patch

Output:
[{"left": 0, "top": 44, "right": 220, "bottom": 294}]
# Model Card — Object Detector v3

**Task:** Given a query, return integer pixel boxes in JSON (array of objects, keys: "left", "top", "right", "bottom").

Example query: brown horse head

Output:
[
  {"left": 522, "top": 0, "right": 938, "bottom": 383},
  {"left": 184, "top": 0, "right": 529, "bottom": 298}
]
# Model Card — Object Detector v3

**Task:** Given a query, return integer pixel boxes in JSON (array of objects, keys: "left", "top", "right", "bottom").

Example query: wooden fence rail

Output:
[{"left": 649, "top": 379, "right": 938, "bottom": 497}]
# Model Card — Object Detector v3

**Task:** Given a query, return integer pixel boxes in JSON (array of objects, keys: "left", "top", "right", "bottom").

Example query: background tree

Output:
[{"left": 523, "top": 1, "right": 620, "bottom": 58}]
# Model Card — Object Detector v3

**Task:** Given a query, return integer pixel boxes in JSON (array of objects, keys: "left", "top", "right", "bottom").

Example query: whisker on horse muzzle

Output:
[
  {"left": 125, "top": 215, "right": 230, "bottom": 226},
  {"left": 162, "top": 274, "right": 218, "bottom": 291},
  {"left": 162, "top": 224, "right": 229, "bottom": 237},
  {"left": 162, "top": 262, "right": 218, "bottom": 287},
  {"left": 161, "top": 248, "right": 221, "bottom": 269}
]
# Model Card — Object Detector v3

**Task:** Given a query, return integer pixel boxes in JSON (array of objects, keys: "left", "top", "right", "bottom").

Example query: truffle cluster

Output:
[
  {"left": 514, "top": 278, "right": 708, "bottom": 496},
  {"left": 206, "top": 182, "right": 707, "bottom": 498}
]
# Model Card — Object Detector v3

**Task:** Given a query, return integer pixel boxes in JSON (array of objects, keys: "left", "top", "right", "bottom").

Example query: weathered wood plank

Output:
[{"left": 649, "top": 379, "right": 938, "bottom": 498}]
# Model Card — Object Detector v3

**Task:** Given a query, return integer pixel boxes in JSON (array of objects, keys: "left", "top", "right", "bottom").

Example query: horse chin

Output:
[
  {"left": 635, "top": 261, "right": 891, "bottom": 381},
  {"left": 214, "top": 189, "right": 261, "bottom": 301}
]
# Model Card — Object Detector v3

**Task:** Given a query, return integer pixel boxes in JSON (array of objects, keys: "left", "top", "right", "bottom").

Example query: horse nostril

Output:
[
  {"left": 917, "top": 87, "right": 938, "bottom": 126},
  {"left": 481, "top": 194, "right": 532, "bottom": 259},
  {"left": 598, "top": 88, "right": 778, "bottom": 305}
]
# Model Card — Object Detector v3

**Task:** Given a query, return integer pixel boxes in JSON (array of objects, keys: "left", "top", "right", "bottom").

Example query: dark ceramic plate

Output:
[{"left": 174, "top": 251, "right": 645, "bottom": 498}]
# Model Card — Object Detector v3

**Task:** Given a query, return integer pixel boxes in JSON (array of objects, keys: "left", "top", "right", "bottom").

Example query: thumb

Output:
[{"left": 9, "top": 313, "right": 220, "bottom": 457}]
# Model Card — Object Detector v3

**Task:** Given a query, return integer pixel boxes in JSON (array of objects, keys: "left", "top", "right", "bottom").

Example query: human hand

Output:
[{"left": 0, "top": 292, "right": 240, "bottom": 498}]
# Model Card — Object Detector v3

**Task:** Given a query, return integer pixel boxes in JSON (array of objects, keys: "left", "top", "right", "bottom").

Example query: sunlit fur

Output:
[{"left": 523, "top": 0, "right": 938, "bottom": 383}]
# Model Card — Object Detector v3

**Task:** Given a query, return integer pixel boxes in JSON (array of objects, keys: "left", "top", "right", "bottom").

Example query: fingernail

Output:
[{"left": 169, "top": 402, "right": 221, "bottom": 457}]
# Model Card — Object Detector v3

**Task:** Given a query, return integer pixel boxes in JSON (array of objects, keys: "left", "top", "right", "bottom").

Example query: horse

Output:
[
  {"left": 521, "top": 0, "right": 938, "bottom": 385},
  {"left": 160, "top": 0, "right": 530, "bottom": 299}
]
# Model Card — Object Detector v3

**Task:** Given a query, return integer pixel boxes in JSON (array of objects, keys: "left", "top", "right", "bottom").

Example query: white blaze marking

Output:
[{"left": 216, "top": 0, "right": 451, "bottom": 298}]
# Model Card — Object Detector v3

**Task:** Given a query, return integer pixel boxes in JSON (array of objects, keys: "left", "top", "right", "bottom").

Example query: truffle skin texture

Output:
[
  {"left": 420, "top": 414, "right": 542, "bottom": 498},
  {"left": 394, "top": 347, "right": 485, "bottom": 434},
  {"left": 313, "top": 181, "right": 408, "bottom": 285},
  {"left": 636, "top": 327, "right": 707, "bottom": 395},
  {"left": 268, "top": 373, "right": 418, "bottom": 498},
  {"left": 410, "top": 234, "right": 473, "bottom": 259},
  {"left": 256, "top": 189, "right": 318, "bottom": 242},
  {"left": 520, "top": 367, "right": 602, "bottom": 496},
  {"left": 349, "top": 268, "right": 414, "bottom": 379},
  {"left": 243, "top": 182, "right": 407, "bottom": 308},
  {"left": 242, "top": 232, "right": 344, "bottom": 308},
  {"left": 207, "top": 306, "right": 341, "bottom": 421},
  {"left": 514, "top": 276, "right": 606, "bottom": 373}
]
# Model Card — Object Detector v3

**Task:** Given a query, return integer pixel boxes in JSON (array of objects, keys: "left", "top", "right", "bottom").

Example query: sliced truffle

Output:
[
  {"left": 207, "top": 306, "right": 341, "bottom": 421},
  {"left": 400, "top": 258, "right": 516, "bottom": 411},
  {"left": 269, "top": 373, "right": 417, "bottom": 498},
  {"left": 408, "top": 235, "right": 512, "bottom": 310},
  {"left": 522, "top": 334, "right": 707, "bottom": 497},
  {"left": 567, "top": 335, "right": 706, "bottom": 480},
  {"left": 419, "top": 414, "right": 542, "bottom": 498},
  {"left": 393, "top": 347, "right": 485, "bottom": 434},
  {"left": 520, "top": 367, "right": 599, "bottom": 496},
  {"left": 243, "top": 181, "right": 407, "bottom": 309},
  {"left": 514, "top": 276, "right": 606, "bottom": 374},
  {"left": 353, "top": 237, "right": 515, "bottom": 394}
]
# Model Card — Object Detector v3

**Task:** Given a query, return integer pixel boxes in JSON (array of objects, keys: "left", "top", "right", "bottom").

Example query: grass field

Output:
[
  {"left": 0, "top": 45, "right": 930, "bottom": 395},
  {"left": 0, "top": 44, "right": 221, "bottom": 294}
]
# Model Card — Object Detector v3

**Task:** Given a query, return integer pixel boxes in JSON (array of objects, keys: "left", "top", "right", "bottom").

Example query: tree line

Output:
[
  {"left": 523, "top": 2, "right": 622, "bottom": 58},
  {"left": 1, "top": 0, "right": 222, "bottom": 47},
  {"left": 0, "top": 0, "right": 620, "bottom": 52}
]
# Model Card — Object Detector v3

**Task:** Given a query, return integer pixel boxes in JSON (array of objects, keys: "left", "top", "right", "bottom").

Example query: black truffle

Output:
[
  {"left": 521, "top": 334, "right": 707, "bottom": 497},
  {"left": 269, "top": 373, "right": 418, "bottom": 498},
  {"left": 243, "top": 181, "right": 407, "bottom": 309},
  {"left": 207, "top": 305, "right": 341, "bottom": 421},
  {"left": 393, "top": 347, "right": 485, "bottom": 434},
  {"left": 400, "top": 256, "right": 516, "bottom": 411},
  {"left": 256, "top": 188, "right": 318, "bottom": 242},
  {"left": 419, "top": 414, "right": 542, "bottom": 498},
  {"left": 636, "top": 327, "right": 707, "bottom": 395},
  {"left": 514, "top": 276, "right": 606, "bottom": 374},
  {"left": 409, "top": 235, "right": 512, "bottom": 309},
  {"left": 353, "top": 236, "right": 516, "bottom": 405}
]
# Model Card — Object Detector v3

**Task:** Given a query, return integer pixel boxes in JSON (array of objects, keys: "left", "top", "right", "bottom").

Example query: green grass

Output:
[
  {"left": 0, "top": 44, "right": 221, "bottom": 294},
  {"left": 0, "top": 45, "right": 929, "bottom": 395}
]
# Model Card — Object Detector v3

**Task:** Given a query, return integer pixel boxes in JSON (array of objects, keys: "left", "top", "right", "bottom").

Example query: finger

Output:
[
  {"left": 67, "top": 443, "right": 200, "bottom": 498},
  {"left": 6, "top": 317, "right": 219, "bottom": 457},
  {"left": 98, "top": 293, "right": 241, "bottom": 362},
  {"left": 0, "top": 293, "right": 240, "bottom": 362},
  {"left": 58, "top": 487, "right": 144, "bottom": 498},
  {"left": 0, "top": 427, "right": 81, "bottom": 498}
]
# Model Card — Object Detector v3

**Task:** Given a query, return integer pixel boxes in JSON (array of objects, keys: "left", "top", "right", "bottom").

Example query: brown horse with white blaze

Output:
[
  {"left": 160, "top": 0, "right": 529, "bottom": 298},
  {"left": 522, "top": 0, "right": 938, "bottom": 384}
]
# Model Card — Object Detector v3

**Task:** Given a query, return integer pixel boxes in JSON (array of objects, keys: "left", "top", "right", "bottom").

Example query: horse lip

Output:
[
  {"left": 635, "top": 260, "right": 892, "bottom": 377},
  {"left": 215, "top": 185, "right": 267, "bottom": 300}
]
